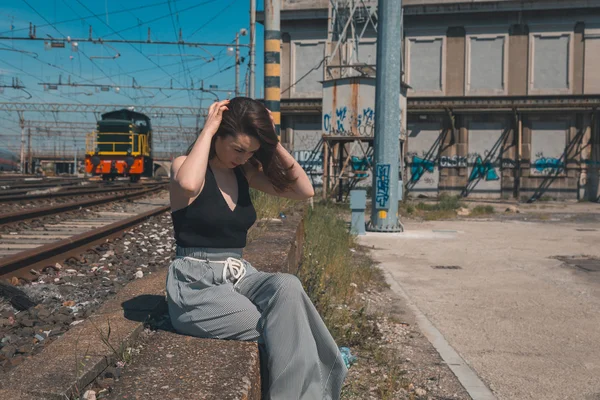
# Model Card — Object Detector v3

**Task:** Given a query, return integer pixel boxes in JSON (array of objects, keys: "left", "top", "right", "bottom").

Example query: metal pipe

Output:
[
  {"left": 264, "top": 0, "right": 281, "bottom": 136},
  {"left": 18, "top": 112, "right": 25, "bottom": 174},
  {"left": 368, "top": 0, "right": 403, "bottom": 232},
  {"left": 517, "top": 112, "right": 522, "bottom": 200},
  {"left": 249, "top": 0, "right": 256, "bottom": 98}
]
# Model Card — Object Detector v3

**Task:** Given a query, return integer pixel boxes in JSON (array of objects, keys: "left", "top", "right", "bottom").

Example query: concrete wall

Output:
[
  {"left": 278, "top": 1, "right": 600, "bottom": 201},
  {"left": 287, "top": 115, "right": 323, "bottom": 186},
  {"left": 405, "top": 120, "right": 443, "bottom": 196},
  {"left": 322, "top": 77, "right": 376, "bottom": 136}
]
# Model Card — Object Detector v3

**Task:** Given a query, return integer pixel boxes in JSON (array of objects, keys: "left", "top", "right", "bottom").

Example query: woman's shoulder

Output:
[{"left": 170, "top": 156, "right": 187, "bottom": 175}]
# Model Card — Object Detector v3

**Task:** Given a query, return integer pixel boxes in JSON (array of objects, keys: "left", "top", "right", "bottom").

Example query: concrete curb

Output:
[
  {"left": 381, "top": 268, "right": 497, "bottom": 400},
  {"left": 1, "top": 269, "right": 168, "bottom": 399}
]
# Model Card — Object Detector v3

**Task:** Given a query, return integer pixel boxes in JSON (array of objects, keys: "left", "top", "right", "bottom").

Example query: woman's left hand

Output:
[{"left": 266, "top": 108, "right": 276, "bottom": 130}]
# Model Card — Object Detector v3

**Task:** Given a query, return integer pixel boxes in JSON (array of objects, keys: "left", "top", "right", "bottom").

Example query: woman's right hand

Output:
[{"left": 201, "top": 100, "right": 230, "bottom": 137}]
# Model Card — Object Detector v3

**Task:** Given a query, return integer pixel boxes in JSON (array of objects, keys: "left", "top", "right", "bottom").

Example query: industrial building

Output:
[{"left": 261, "top": 0, "right": 600, "bottom": 201}]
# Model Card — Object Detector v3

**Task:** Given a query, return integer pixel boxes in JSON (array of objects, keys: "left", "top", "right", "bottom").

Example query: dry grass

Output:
[
  {"left": 399, "top": 194, "right": 464, "bottom": 221},
  {"left": 470, "top": 205, "right": 495, "bottom": 216},
  {"left": 297, "top": 203, "right": 413, "bottom": 399},
  {"left": 247, "top": 190, "right": 295, "bottom": 243}
]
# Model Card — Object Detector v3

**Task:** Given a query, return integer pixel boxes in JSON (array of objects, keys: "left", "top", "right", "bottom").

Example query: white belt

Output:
[{"left": 178, "top": 256, "right": 247, "bottom": 288}]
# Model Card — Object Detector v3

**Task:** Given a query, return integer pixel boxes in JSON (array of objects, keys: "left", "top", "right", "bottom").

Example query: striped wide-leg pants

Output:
[{"left": 165, "top": 246, "right": 348, "bottom": 400}]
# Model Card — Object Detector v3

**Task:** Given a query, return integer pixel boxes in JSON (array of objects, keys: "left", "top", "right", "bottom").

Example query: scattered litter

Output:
[{"left": 339, "top": 347, "right": 357, "bottom": 369}]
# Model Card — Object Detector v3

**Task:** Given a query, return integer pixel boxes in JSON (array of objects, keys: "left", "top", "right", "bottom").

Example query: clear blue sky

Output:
[{"left": 0, "top": 0, "right": 266, "bottom": 153}]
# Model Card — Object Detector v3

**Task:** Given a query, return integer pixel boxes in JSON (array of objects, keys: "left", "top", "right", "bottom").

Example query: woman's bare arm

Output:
[
  {"left": 244, "top": 143, "right": 315, "bottom": 200},
  {"left": 171, "top": 100, "right": 229, "bottom": 197}
]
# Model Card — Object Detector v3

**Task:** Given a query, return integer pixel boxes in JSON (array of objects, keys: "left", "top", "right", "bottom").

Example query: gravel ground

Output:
[
  {"left": 340, "top": 246, "right": 471, "bottom": 400},
  {"left": 0, "top": 192, "right": 174, "bottom": 376}
]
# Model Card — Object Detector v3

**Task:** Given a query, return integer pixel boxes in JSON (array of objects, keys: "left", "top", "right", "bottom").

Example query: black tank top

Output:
[{"left": 171, "top": 165, "right": 257, "bottom": 248}]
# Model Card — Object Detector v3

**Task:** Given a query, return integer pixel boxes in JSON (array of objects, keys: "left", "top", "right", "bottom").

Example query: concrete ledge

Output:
[
  {"left": 1, "top": 268, "right": 168, "bottom": 399},
  {"left": 107, "top": 333, "right": 261, "bottom": 400},
  {"left": 109, "top": 210, "right": 305, "bottom": 399},
  {"left": 2, "top": 208, "right": 305, "bottom": 399}
]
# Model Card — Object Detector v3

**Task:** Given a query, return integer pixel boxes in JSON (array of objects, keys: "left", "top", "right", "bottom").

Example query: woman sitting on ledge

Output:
[{"left": 166, "top": 97, "right": 347, "bottom": 400}]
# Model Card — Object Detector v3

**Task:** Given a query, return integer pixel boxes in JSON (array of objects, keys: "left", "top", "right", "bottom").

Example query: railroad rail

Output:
[
  {"left": 0, "top": 182, "right": 164, "bottom": 203},
  {"left": 0, "top": 183, "right": 167, "bottom": 226},
  {"left": 0, "top": 204, "right": 170, "bottom": 282}
]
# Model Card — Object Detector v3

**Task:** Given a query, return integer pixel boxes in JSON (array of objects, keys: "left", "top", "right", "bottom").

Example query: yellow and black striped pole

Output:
[{"left": 264, "top": 0, "right": 280, "bottom": 137}]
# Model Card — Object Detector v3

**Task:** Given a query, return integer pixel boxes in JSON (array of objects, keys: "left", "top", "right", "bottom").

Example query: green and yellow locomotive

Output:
[{"left": 85, "top": 109, "right": 154, "bottom": 182}]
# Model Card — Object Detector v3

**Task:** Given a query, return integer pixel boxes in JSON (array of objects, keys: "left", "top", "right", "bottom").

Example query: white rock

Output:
[
  {"left": 71, "top": 320, "right": 84, "bottom": 326},
  {"left": 457, "top": 207, "right": 471, "bottom": 216},
  {"left": 54, "top": 263, "right": 63, "bottom": 270},
  {"left": 134, "top": 271, "right": 144, "bottom": 279},
  {"left": 505, "top": 205, "right": 520, "bottom": 213},
  {"left": 415, "top": 388, "right": 427, "bottom": 396},
  {"left": 82, "top": 390, "right": 96, "bottom": 400},
  {"left": 124, "top": 241, "right": 131, "bottom": 246}
]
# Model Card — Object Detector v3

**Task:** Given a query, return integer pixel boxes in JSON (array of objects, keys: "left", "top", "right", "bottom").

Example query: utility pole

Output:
[
  {"left": 73, "top": 140, "right": 77, "bottom": 175},
  {"left": 368, "top": 0, "right": 404, "bottom": 232},
  {"left": 27, "top": 127, "right": 32, "bottom": 174},
  {"left": 18, "top": 111, "right": 25, "bottom": 174},
  {"left": 249, "top": 0, "right": 256, "bottom": 98},
  {"left": 264, "top": 0, "right": 281, "bottom": 136},
  {"left": 235, "top": 32, "right": 240, "bottom": 97}
]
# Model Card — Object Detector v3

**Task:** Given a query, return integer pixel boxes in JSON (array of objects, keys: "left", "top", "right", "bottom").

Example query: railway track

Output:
[
  {"left": 0, "top": 182, "right": 164, "bottom": 203},
  {"left": 0, "top": 185, "right": 170, "bottom": 282},
  {"left": 0, "top": 183, "right": 168, "bottom": 222}
]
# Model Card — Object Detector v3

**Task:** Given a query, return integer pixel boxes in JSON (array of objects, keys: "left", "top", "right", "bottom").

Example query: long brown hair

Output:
[{"left": 187, "top": 97, "right": 296, "bottom": 192}]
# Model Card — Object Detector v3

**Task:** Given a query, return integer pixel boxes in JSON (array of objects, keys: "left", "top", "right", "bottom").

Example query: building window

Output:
[
  {"left": 406, "top": 36, "right": 445, "bottom": 95},
  {"left": 465, "top": 33, "right": 508, "bottom": 95},
  {"left": 292, "top": 41, "right": 325, "bottom": 97},
  {"left": 529, "top": 31, "right": 573, "bottom": 94}
]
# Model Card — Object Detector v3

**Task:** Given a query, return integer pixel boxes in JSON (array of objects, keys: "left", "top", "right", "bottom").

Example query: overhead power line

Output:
[
  {"left": 0, "top": 102, "right": 206, "bottom": 116},
  {"left": 0, "top": 0, "right": 199, "bottom": 36},
  {"left": 37, "top": 78, "right": 235, "bottom": 94}
]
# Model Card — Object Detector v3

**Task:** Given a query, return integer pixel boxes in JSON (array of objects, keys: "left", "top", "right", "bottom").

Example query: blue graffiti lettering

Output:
[
  {"left": 375, "top": 164, "right": 391, "bottom": 209},
  {"left": 410, "top": 156, "right": 435, "bottom": 183},
  {"left": 533, "top": 157, "right": 564, "bottom": 175},
  {"left": 336, "top": 107, "right": 347, "bottom": 131},
  {"left": 323, "top": 114, "right": 331, "bottom": 132},
  {"left": 469, "top": 156, "right": 499, "bottom": 181},
  {"left": 351, "top": 156, "right": 372, "bottom": 178},
  {"left": 357, "top": 107, "right": 375, "bottom": 129}
]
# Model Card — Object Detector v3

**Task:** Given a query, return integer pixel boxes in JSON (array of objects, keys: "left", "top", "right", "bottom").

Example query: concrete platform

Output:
[
  {"left": 1, "top": 207, "right": 305, "bottom": 400},
  {"left": 107, "top": 333, "right": 261, "bottom": 400},
  {"left": 359, "top": 219, "right": 600, "bottom": 400}
]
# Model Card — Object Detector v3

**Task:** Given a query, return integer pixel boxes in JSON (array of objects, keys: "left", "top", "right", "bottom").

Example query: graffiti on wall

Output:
[
  {"left": 410, "top": 156, "right": 435, "bottom": 183},
  {"left": 469, "top": 156, "right": 499, "bottom": 181},
  {"left": 323, "top": 106, "right": 376, "bottom": 136},
  {"left": 532, "top": 152, "right": 564, "bottom": 176},
  {"left": 293, "top": 150, "right": 323, "bottom": 185},
  {"left": 440, "top": 155, "right": 467, "bottom": 168},
  {"left": 375, "top": 164, "right": 391, "bottom": 209}
]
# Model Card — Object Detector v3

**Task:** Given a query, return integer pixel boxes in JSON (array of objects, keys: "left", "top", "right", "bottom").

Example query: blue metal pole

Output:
[{"left": 368, "top": 0, "right": 403, "bottom": 232}]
